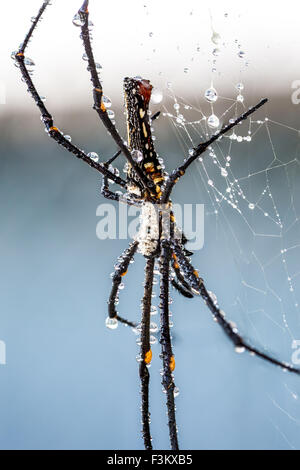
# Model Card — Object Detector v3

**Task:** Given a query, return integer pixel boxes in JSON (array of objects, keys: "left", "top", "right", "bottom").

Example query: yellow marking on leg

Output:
[{"left": 145, "top": 350, "right": 152, "bottom": 364}]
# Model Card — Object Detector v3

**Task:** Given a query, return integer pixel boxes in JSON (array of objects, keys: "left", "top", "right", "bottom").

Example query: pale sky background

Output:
[{"left": 1, "top": 0, "right": 300, "bottom": 111}]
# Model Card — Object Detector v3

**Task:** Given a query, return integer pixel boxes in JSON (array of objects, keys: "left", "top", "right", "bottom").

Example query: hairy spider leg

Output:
[
  {"left": 171, "top": 253, "right": 194, "bottom": 298},
  {"left": 108, "top": 241, "right": 139, "bottom": 327},
  {"left": 161, "top": 98, "right": 268, "bottom": 203},
  {"left": 14, "top": 1, "right": 125, "bottom": 188},
  {"left": 160, "top": 241, "right": 179, "bottom": 451},
  {"left": 171, "top": 241, "right": 300, "bottom": 375},
  {"left": 139, "top": 257, "right": 156, "bottom": 450}
]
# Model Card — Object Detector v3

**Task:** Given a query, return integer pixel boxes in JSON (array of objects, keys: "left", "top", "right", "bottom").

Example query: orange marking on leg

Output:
[{"left": 145, "top": 350, "right": 152, "bottom": 364}]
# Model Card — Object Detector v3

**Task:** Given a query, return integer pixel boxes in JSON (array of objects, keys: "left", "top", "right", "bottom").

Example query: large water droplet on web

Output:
[
  {"left": 204, "top": 88, "right": 218, "bottom": 103},
  {"left": 73, "top": 13, "right": 85, "bottom": 27},
  {"left": 105, "top": 317, "right": 118, "bottom": 330},
  {"left": 207, "top": 114, "right": 220, "bottom": 128},
  {"left": 151, "top": 88, "right": 163, "bottom": 104}
]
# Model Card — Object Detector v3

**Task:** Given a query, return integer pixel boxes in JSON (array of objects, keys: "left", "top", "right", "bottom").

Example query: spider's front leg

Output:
[
  {"left": 106, "top": 241, "right": 139, "bottom": 328},
  {"left": 171, "top": 241, "right": 300, "bottom": 375},
  {"left": 159, "top": 241, "right": 179, "bottom": 451},
  {"left": 14, "top": 1, "right": 125, "bottom": 188}
]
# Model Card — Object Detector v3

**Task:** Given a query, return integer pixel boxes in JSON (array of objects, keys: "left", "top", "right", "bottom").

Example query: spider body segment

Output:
[{"left": 14, "top": 0, "right": 300, "bottom": 451}]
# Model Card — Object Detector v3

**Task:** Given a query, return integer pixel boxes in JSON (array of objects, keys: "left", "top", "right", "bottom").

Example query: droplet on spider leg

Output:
[
  {"left": 105, "top": 317, "right": 118, "bottom": 330},
  {"left": 102, "top": 96, "right": 112, "bottom": 108},
  {"left": 150, "top": 336, "right": 157, "bottom": 345},
  {"left": 107, "top": 110, "right": 115, "bottom": 120},
  {"left": 150, "top": 322, "right": 158, "bottom": 333},
  {"left": 119, "top": 283, "right": 125, "bottom": 290},
  {"left": 151, "top": 306, "right": 158, "bottom": 315},
  {"left": 174, "top": 387, "right": 180, "bottom": 398},
  {"left": 72, "top": 13, "right": 85, "bottom": 27},
  {"left": 64, "top": 135, "right": 72, "bottom": 142},
  {"left": 235, "top": 346, "right": 245, "bottom": 354},
  {"left": 88, "top": 152, "right": 99, "bottom": 162},
  {"left": 204, "top": 88, "right": 218, "bottom": 103}
]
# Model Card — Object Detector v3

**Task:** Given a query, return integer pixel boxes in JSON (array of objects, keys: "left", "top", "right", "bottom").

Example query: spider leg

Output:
[
  {"left": 171, "top": 278, "right": 194, "bottom": 299},
  {"left": 77, "top": 1, "right": 156, "bottom": 198},
  {"left": 101, "top": 167, "right": 141, "bottom": 206},
  {"left": 13, "top": 1, "right": 125, "bottom": 188},
  {"left": 139, "top": 256, "right": 156, "bottom": 450},
  {"left": 160, "top": 241, "right": 179, "bottom": 450},
  {"left": 161, "top": 98, "right": 268, "bottom": 202},
  {"left": 171, "top": 241, "right": 300, "bottom": 375},
  {"left": 108, "top": 241, "right": 139, "bottom": 327}
]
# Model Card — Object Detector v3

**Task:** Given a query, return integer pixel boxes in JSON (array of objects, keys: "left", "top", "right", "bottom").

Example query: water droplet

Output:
[
  {"left": 151, "top": 306, "right": 158, "bottom": 315},
  {"left": 207, "top": 114, "right": 220, "bottom": 128},
  {"left": 11, "top": 51, "right": 18, "bottom": 60},
  {"left": 174, "top": 387, "right": 180, "bottom": 397},
  {"left": 82, "top": 53, "right": 88, "bottom": 61},
  {"left": 150, "top": 336, "right": 157, "bottom": 345},
  {"left": 211, "top": 31, "right": 221, "bottom": 45},
  {"left": 221, "top": 168, "right": 228, "bottom": 177},
  {"left": 248, "top": 203, "right": 255, "bottom": 210},
  {"left": 149, "top": 32, "right": 153, "bottom": 37},
  {"left": 119, "top": 282, "right": 125, "bottom": 290},
  {"left": 64, "top": 135, "right": 72, "bottom": 142},
  {"left": 204, "top": 87, "right": 218, "bottom": 103},
  {"left": 95, "top": 63, "right": 102, "bottom": 70},
  {"left": 150, "top": 322, "right": 158, "bottom": 333},
  {"left": 73, "top": 13, "right": 85, "bottom": 27},
  {"left": 212, "top": 48, "right": 220, "bottom": 57},
  {"left": 24, "top": 57, "right": 35, "bottom": 68},
  {"left": 237, "top": 94, "right": 244, "bottom": 103},
  {"left": 31, "top": 16, "right": 37, "bottom": 23},
  {"left": 208, "top": 179, "right": 214, "bottom": 186},
  {"left": 183, "top": 67, "right": 189, "bottom": 73},
  {"left": 238, "top": 50, "right": 245, "bottom": 59},
  {"left": 151, "top": 88, "right": 163, "bottom": 104},
  {"left": 131, "top": 149, "right": 143, "bottom": 163},
  {"left": 173, "top": 103, "right": 180, "bottom": 111},
  {"left": 88, "top": 152, "right": 99, "bottom": 162},
  {"left": 105, "top": 317, "right": 118, "bottom": 330},
  {"left": 235, "top": 346, "right": 245, "bottom": 354},
  {"left": 236, "top": 82, "right": 244, "bottom": 91}
]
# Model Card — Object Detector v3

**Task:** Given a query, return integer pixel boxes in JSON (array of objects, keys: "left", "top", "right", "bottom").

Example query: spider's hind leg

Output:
[
  {"left": 171, "top": 240, "right": 300, "bottom": 376},
  {"left": 107, "top": 241, "right": 139, "bottom": 328}
]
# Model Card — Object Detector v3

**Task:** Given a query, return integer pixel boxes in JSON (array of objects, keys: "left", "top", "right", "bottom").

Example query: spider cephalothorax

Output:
[
  {"left": 124, "top": 77, "right": 165, "bottom": 199},
  {"left": 15, "top": 0, "right": 300, "bottom": 452}
]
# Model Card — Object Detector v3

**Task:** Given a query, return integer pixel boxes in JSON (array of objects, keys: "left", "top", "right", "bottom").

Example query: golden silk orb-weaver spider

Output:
[{"left": 13, "top": 0, "right": 300, "bottom": 451}]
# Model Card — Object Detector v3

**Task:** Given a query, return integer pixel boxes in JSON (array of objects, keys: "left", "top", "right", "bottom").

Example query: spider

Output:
[{"left": 13, "top": 0, "right": 300, "bottom": 451}]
